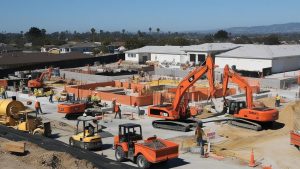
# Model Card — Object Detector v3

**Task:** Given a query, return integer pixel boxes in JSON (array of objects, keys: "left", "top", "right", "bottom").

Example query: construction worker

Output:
[
  {"left": 114, "top": 104, "right": 122, "bottom": 119},
  {"left": 195, "top": 121, "right": 206, "bottom": 158},
  {"left": 49, "top": 89, "right": 54, "bottom": 103},
  {"left": 86, "top": 120, "right": 97, "bottom": 137},
  {"left": 134, "top": 102, "right": 142, "bottom": 117},
  {"left": 35, "top": 99, "right": 43, "bottom": 116},
  {"left": 0, "top": 87, "right": 6, "bottom": 99},
  {"left": 91, "top": 93, "right": 99, "bottom": 103},
  {"left": 275, "top": 94, "right": 281, "bottom": 107},
  {"left": 111, "top": 98, "right": 116, "bottom": 109}
]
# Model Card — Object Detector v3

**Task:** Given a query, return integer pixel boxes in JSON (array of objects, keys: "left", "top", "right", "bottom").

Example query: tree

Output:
[
  {"left": 91, "top": 28, "right": 96, "bottom": 41},
  {"left": 137, "top": 30, "right": 143, "bottom": 37},
  {"left": 214, "top": 30, "right": 229, "bottom": 40},
  {"left": 148, "top": 27, "right": 152, "bottom": 33},
  {"left": 232, "top": 35, "right": 252, "bottom": 44},
  {"left": 25, "top": 27, "right": 45, "bottom": 46},
  {"left": 156, "top": 28, "right": 160, "bottom": 34},
  {"left": 168, "top": 37, "right": 190, "bottom": 46},
  {"left": 263, "top": 34, "right": 280, "bottom": 45},
  {"left": 203, "top": 34, "right": 214, "bottom": 43},
  {"left": 122, "top": 29, "right": 126, "bottom": 34}
]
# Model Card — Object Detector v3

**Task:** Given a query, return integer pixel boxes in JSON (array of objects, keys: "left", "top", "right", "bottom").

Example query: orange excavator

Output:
[
  {"left": 222, "top": 65, "right": 279, "bottom": 130},
  {"left": 148, "top": 55, "right": 215, "bottom": 131},
  {"left": 28, "top": 68, "right": 52, "bottom": 88}
]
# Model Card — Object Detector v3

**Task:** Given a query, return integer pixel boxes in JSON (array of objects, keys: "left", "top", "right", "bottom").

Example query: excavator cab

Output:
[{"left": 227, "top": 100, "right": 246, "bottom": 115}]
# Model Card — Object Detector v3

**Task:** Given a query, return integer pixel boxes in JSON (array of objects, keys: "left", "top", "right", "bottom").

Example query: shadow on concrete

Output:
[
  {"left": 100, "top": 144, "right": 113, "bottom": 151},
  {"left": 99, "top": 131, "right": 114, "bottom": 138},
  {"left": 151, "top": 158, "right": 189, "bottom": 169},
  {"left": 48, "top": 133, "right": 61, "bottom": 139}
]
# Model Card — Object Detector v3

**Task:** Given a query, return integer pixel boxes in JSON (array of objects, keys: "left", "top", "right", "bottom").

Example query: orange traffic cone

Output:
[
  {"left": 262, "top": 165, "right": 272, "bottom": 169},
  {"left": 249, "top": 149, "right": 256, "bottom": 167}
]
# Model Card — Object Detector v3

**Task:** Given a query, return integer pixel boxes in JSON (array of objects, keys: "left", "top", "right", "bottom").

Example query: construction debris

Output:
[{"left": 4, "top": 141, "right": 26, "bottom": 153}]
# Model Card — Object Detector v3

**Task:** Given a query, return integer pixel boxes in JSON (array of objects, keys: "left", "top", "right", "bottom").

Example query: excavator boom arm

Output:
[
  {"left": 172, "top": 55, "right": 215, "bottom": 112},
  {"left": 37, "top": 68, "right": 52, "bottom": 82},
  {"left": 222, "top": 65, "right": 253, "bottom": 109}
]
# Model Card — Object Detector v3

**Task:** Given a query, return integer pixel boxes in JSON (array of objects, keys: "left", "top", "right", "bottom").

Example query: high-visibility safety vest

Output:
[
  {"left": 35, "top": 101, "right": 40, "bottom": 108},
  {"left": 114, "top": 105, "right": 120, "bottom": 112}
]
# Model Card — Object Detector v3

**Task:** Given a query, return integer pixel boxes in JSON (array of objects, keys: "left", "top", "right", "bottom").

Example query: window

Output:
[
  {"left": 190, "top": 54, "right": 196, "bottom": 62},
  {"left": 128, "top": 53, "right": 135, "bottom": 58}
]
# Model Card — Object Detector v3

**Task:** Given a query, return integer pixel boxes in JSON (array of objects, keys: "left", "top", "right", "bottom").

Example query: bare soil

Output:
[
  {"left": 170, "top": 99, "right": 300, "bottom": 169},
  {"left": 0, "top": 137, "right": 96, "bottom": 169}
]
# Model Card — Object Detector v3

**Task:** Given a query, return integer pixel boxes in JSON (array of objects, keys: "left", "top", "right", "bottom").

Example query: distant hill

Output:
[
  {"left": 193, "top": 23, "right": 300, "bottom": 34},
  {"left": 225, "top": 23, "right": 300, "bottom": 34}
]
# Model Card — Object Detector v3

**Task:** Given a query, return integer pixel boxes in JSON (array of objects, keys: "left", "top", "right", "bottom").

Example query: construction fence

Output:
[{"left": 65, "top": 81, "right": 153, "bottom": 106}]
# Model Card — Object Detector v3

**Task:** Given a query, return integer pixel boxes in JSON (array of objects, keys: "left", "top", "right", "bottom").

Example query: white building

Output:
[
  {"left": 215, "top": 44, "right": 300, "bottom": 75},
  {"left": 125, "top": 43, "right": 239, "bottom": 65}
]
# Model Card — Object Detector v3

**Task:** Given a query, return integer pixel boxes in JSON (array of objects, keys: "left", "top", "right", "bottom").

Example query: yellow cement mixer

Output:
[{"left": 0, "top": 99, "right": 51, "bottom": 137}]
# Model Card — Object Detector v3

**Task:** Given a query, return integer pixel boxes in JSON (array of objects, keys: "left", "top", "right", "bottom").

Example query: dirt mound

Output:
[
  {"left": 50, "top": 120, "right": 76, "bottom": 133},
  {"left": 169, "top": 135, "right": 196, "bottom": 151},
  {"left": 30, "top": 151, "right": 95, "bottom": 169},
  {"left": 287, "top": 101, "right": 300, "bottom": 130},
  {"left": 0, "top": 137, "right": 96, "bottom": 169},
  {"left": 258, "top": 98, "right": 300, "bottom": 130}
]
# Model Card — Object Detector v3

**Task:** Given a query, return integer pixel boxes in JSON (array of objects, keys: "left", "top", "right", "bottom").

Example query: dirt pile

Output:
[
  {"left": 259, "top": 98, "right": 300, "bottom": 130},
  {"left": 49, "top": 120, "right": 76, "bottom": 133},
  {"left": 287, "top": 101, "right": 300, "bottom": 130},
  {"left": 169, "top": 135, "right": 196, "bottom": 151},
  {"left": 0, "top": 137, "right": 96, "bottom": 169}
]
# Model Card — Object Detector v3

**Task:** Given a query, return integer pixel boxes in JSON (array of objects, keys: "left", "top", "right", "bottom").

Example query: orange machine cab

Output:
[{"left": 227, "top": 100, "right": 279, "bottom": 122}]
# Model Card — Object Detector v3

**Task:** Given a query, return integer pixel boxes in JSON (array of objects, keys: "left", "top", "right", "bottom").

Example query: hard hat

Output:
[{"left": 198, "top": 121, "right": 203, "bottom": 127}]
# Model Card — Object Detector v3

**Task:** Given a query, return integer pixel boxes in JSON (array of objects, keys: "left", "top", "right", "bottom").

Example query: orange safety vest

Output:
[
  {"left": 35, "top": 101, "right": 40, "bottom": 108},
  {"left": 114, "top": 105, "right": 120, "bottom": 112}
]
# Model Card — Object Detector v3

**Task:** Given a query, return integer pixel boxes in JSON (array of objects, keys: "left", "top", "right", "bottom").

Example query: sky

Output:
[{"left": 0, "top": 0, "right": 300, "bottom": 33}]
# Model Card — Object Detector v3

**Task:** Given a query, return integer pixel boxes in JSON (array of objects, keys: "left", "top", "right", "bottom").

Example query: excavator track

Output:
[
  {"left": 228, "top": 118, "right": 262, "bottom": 131},
  {"left": 152, "top": 120, "right": 197, "bottom": 132}
]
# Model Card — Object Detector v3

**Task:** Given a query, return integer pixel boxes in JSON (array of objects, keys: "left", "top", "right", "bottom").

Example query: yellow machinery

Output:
[
  {"left": 55, "top": 90, "right": 68, "bottom": 102},
  {"left": 69, "top": 116, "right": 102, "bottom": 150},
  {"left": 33, "top": 88, "right": 51, "bottom": 97},
  {"left": 0, "top": 99, "right": 51, "bottom": 137}
]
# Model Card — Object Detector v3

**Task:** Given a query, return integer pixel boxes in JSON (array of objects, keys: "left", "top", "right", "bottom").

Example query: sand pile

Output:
[
  {"left": 0, "top": 137, "right": 96, "bottom": 169},
  {"left": 287, "top": 101, "right": 300, "bottom": 131},
  {"left": 169, "top": 135, "right": 196, "bottom": 151},
  {"left": 259, "top": 98, "right": 300, "bottom": 130}
]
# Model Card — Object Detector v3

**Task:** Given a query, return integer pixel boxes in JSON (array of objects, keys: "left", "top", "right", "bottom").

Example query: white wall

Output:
[
  {"left": 272, "top": 56, "right": 300, "bottom": 73},
  {"left": 180, "top": 55, "right": 189, "bottom": 63},
  {"left": 151, "top": 53, "right": 181, "bottom": 63},
  {"left": 125, "top": 53, "right": 139, "bottom": 62},
  {"left": 215, "top": 57, "right": 272, "bottom": 72}
]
